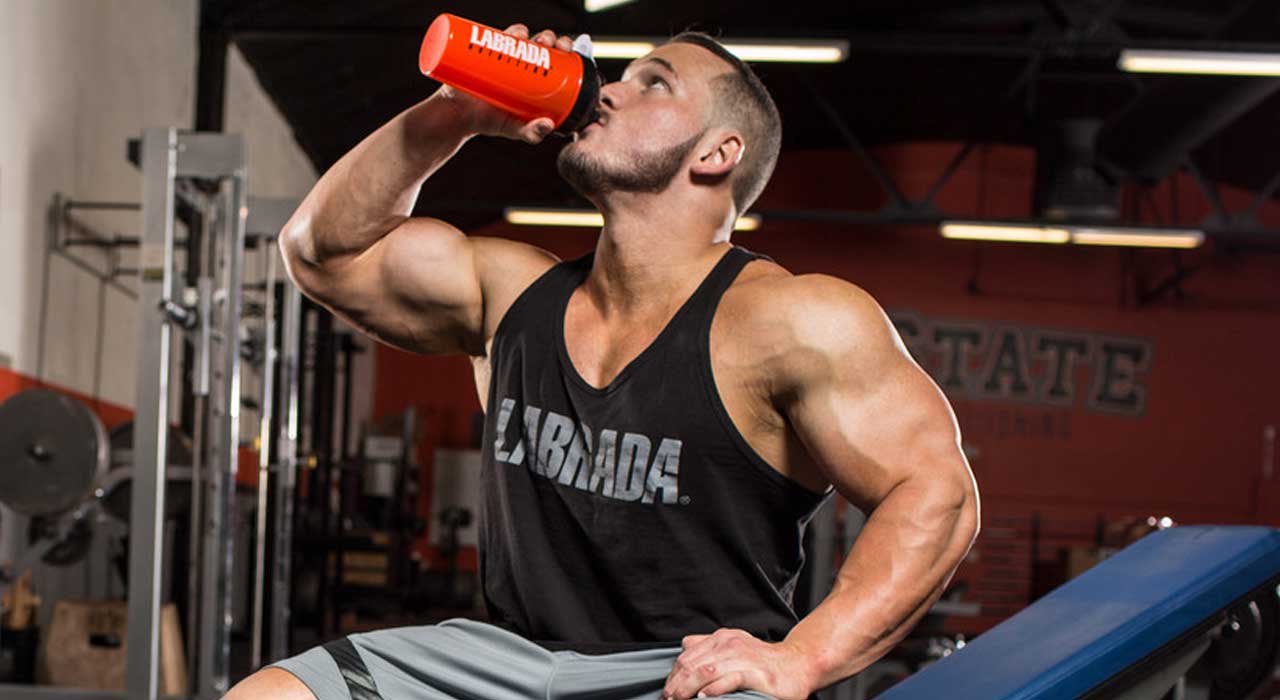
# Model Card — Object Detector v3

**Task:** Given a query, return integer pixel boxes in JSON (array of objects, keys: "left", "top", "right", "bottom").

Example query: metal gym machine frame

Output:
[{"left": 0, "top": 128, "right": 302, "bottom": 700}]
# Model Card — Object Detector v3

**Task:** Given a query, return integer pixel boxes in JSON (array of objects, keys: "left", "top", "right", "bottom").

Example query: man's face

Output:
[{"left": 557, "top": 43, "right": 724, "bottom": 199}]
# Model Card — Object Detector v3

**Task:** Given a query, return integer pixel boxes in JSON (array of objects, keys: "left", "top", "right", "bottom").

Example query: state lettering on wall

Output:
[{"left": 889, "top": 310, "right": 1153, "bottom": 418}]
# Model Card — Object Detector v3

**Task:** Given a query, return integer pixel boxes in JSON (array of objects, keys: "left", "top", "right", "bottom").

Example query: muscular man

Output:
[{"left": 228, "top": 22, "right": 978, "bottom": 700}]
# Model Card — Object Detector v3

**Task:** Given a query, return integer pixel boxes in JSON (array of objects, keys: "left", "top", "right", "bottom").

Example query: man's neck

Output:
[{"left": 586, "top": 194, "right": 734, "bottom": 318}]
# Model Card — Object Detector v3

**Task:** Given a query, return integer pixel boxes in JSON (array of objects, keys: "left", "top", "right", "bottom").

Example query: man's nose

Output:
[{"left": 599, "top": 82, "right": 624, "bottom": 111}]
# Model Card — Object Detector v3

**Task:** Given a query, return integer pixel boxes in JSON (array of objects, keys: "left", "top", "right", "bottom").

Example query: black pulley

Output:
[
  {"left": 27, "top": 515, "right": 94, "bottom": 567},
  {"left": 102, "top": 421, "right": 194, "bottom": 522},
  {"left": 0, "top": 389, "right": 107, "bottom": 516},
  {"left": 1205, "top": 589, "right": 1280, "bottom": 700}
]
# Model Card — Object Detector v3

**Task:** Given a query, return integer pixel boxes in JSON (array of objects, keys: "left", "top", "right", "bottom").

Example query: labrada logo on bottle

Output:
[{"left": 469, "top": 25, "right": 552, "bottom": 70}]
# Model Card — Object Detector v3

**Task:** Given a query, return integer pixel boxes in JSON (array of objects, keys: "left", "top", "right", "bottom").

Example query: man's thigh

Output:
[
  {"left": 267, "top": 619, "right": 555, "bottom": 700},
  {"left": 255, "top": 619, "right": 775, "bottom": 700}
]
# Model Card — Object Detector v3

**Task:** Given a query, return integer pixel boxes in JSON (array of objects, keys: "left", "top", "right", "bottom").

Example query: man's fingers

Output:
[
  {"left": 681, "top": 634, "right": 711, "bottom": 649},
  {"left": 664, "top": 653, "right": 724, "bottom": 700},
  {"left": 518, "top": 118, "right": 556, "bottom": 144},
  {"left": 696, "top": 671, "right": 747, "bottom": 699},
  {"left": 668, "top": 660, "right": 753, "bottom": 700},
  {"left": 665, "top": 629, "right": 763, "bottom": 699},
  {"left": 668, "top": 633, "right": 731, "bottom": 693},
  {"left": 504, "top": 25, "right": 573, "bottom": 52}
]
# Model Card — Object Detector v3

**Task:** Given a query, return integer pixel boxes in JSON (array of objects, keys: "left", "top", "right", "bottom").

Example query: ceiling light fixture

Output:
[
  {"left": 589, "top": 41, "right": 658, "bottom": 59},
  {"left": 1069, "top": 227, "right": 1204, "bottom": 249},
  {"left": 940, "top": 222, "right": 1071, "bottom": 244},
  {"left": 940, "top": 221, "right": 1205, "bottom": 249},
  {"left": 590, "top": 37, "right": 849, "bottom": 63},
  {"left": 504, "top": 208, "right": 605, "bottom": 227},
  {"left": 585, "top": 0, "right": 640, "bottom": 12},
  {"left": 505, "top": 207, "right": 762, "bottom": 231},
  {"left": 719, "top": 40, "right": 848, "bottom": 64},
  {"left": 1118, "top": 49, "right": 1280, "bottom": 76}
]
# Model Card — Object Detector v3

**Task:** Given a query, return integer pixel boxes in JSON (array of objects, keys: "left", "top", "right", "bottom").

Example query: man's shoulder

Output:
[
  {"left": 724, "top": 261, "right": 891, "bottom": 349},
  {"left": 720, "top": 261, "right": 907, "bottom": 397}
]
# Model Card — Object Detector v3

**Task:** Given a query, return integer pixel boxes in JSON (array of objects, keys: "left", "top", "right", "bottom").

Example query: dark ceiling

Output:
[{"left": 205, "top": 0, "right": 1280, "bottom": 230}]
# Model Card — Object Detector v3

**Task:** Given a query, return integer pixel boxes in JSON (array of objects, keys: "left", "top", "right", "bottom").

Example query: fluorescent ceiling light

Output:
[
  {"left": 720, "top": 41, "right": 848, "bottom": 64},
  {"left": 585, "top": 0, "right": 639, "bottom": 11},
  {"left": 590, "top": 37, "right": 848, "bottom": 63},
  {"left": 590, "top": 41, "right": 658, "bottom": 59},
  {"left": 941, "top": 222, "right": 1070, "bottom": 244},
  {"left": 505, "top": 208, "right": 604, "bottom": 227},
  {"left": 505, "top": 207, "right": 761, "bottom": 231},
  {"left": 1070, "top": 227, "right": 1204, "bottom": 249},
  {"left": 940, "top": 221, "right": 1205, "bottom": 248},
  {"left": 1118, "top": 49, "right": 1280, "bottom": 76}
]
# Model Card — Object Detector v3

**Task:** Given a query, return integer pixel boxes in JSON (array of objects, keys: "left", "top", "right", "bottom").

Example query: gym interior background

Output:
[{"left": 1, "top": 0, "right": 1279, "bottom": 699}]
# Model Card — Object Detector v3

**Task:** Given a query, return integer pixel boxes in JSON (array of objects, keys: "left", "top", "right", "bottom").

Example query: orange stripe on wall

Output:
[
  {"left": 0, "top": 366, "right": 262, "bottom": 486},
  {"left": 0, "top": 366, "right": 134, "bottom": 429}
]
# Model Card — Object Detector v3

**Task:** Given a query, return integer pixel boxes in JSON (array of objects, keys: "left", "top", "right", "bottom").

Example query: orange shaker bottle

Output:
[{"left": 419, "top": 13, "right": 602, "bottom": 136}]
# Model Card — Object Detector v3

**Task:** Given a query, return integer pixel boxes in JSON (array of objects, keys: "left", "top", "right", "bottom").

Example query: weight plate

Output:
[{"left": 0, "top": 389, "right": 107, "bottom": 516}]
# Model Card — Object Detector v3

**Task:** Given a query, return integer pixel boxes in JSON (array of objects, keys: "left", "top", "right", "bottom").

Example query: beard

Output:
[{"left": 556, "top": 130, "right": 705, "bottom": 198}]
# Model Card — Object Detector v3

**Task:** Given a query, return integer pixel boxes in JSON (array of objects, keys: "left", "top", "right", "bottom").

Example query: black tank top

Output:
[{"left": 480, "top": 245, "right": 833, "bottom": 653}]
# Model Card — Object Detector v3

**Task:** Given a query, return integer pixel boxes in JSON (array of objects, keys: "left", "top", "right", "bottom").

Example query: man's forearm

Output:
[
  {"left": 785, "top": 479, "right": 979, "bottom": 689},
  {"left": 283, "top": 90, "right": 476, "bottom": 264}
]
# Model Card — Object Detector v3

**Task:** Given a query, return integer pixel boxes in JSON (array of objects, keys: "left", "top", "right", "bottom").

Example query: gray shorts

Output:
[{"left": 271, "top": 618, "right": 776, "bottom": 700}]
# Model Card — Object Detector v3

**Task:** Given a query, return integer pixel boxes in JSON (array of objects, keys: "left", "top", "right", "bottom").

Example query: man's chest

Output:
[{"left": 474, "top": 281, "right": 829, "bottom": 494}]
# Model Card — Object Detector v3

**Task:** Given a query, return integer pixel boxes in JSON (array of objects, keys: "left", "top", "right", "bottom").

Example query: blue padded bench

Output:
[{"left": 877, "top": 525, "right": 1280, "bottom": 700}]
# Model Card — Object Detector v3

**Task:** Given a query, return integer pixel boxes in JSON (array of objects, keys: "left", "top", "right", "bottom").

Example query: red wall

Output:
[
  {"left": 0, "top": 367, "right": 133, "bottom": 429},
  {"left": 0, "top": 368, "right": 269, "bottom": 488},
  {"left": 372, "top": 143, "right": 1280, "bottom": 616}
]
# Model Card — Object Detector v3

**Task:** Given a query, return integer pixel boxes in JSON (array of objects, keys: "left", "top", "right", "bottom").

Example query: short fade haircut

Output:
[{"left": 665, "top": 31, "right": 782, "bottom": 215}]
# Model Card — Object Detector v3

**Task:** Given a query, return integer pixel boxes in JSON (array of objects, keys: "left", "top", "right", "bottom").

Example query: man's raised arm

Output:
[{"left": 278, "top": 24, "right": 571, "bottom": 356}]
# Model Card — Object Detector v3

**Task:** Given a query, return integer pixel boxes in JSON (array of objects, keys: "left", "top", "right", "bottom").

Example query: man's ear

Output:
[{"left": 691, "top": 131, "right": 744, "bottom": 178}]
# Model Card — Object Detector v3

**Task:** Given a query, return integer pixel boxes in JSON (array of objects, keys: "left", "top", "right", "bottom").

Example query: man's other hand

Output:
[{"left": 662, "top": 628, "right": 819, "bottom": 700}]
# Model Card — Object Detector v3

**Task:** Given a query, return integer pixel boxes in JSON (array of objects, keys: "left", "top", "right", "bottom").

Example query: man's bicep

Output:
[
  {"left": 782, "top": 291, "right": 969, "bottom": 513},
  {"left": 791, "top": 356, "right": 960, "bottom": 510},
  {"left": 295, "top": 217, "right": 486, "bottom": 355},
  {"left": 369, "top": 225, "right": 559, "bottom": 355}
]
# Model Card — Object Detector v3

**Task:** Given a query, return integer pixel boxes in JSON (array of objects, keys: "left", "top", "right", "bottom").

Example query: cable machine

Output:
[{"left": 0, "top": 128, "right": 302, "bottom": 700}]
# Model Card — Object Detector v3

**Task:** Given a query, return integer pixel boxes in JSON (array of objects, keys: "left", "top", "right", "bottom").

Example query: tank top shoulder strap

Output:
[
  {"left": 492, "top": 251, "right": 594, "bottom": 346},
  {"left": 681, "top": 246, "right": 767, "bottom": 328}
]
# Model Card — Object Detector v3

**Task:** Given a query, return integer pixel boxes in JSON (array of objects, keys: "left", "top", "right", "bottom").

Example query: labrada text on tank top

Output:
[{"left": 491, "top": 398, "right": 686, "bottom": 505}]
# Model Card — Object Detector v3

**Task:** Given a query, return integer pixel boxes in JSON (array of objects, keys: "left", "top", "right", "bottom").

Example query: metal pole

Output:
[
  {"left": 35, "top": 195, "right": 58, "bottom": 384},
  {"left": 186, "top": 393, "right": 206, "bottom": 685},
  {"left": 332, "top": 334, "right": 356, "bottom": 619},
  {"left": 195, "top": 138, "right": 248, "bottom": 699},
  {"left": 186, "top": 197, "right": 216, "bottom": 689},
  {"left": 270, "top": 281, "right": 303, "bottom": 661},
  {"left": 393, "top": 407, "right": 417, "bottom": 590},
  {"left": 125, "top": 126, "right": 178, "bottom": 700},
  {"left": 251, "top": 242, "right": 279, "bottom": 669},
  {"left": 64, "top": 199, "right": 142, "bottom": 211},
  {"left": 312, "top": 311, "right": 335, "bottom": 637}
]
